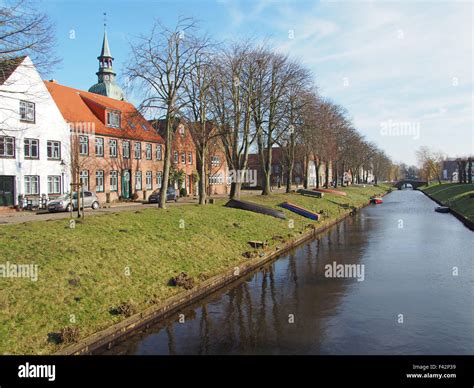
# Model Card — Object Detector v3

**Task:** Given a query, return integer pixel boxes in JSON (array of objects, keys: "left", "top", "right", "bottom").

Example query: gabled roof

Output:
[
  {"left": 0, "top": 56, "right": 26, "bottom": 85},
  {"left": 45, "top": 80, "right": 164, "bottom": 143}
]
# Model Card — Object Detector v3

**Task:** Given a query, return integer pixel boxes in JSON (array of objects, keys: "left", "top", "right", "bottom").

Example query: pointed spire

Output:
[{"left": 99, "top": 30, "right": 112, "bottom": 59}]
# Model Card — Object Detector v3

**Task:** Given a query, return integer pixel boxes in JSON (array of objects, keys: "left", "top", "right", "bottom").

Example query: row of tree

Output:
[{"left": 126, "top": 18, "right": 393, "bottom": 208}]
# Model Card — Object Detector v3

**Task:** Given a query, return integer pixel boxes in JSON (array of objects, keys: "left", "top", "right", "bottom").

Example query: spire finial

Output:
[{"left": 103, "top": 12, "right": 107, "bottom": 30}]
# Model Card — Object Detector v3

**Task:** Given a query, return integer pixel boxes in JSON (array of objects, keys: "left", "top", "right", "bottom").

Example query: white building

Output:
[{"left": 0, "top": 56, "right": 71, "bottom": 208}]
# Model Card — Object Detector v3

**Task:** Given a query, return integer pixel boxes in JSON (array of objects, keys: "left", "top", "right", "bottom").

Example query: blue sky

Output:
[{"left": 40, "top": 0, "right": 473, "bottom": 165}]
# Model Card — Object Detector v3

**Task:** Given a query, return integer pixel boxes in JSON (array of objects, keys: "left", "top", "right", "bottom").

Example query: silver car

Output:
[{"left": 47, "top": 191, "right": 100, "bottom": 212}]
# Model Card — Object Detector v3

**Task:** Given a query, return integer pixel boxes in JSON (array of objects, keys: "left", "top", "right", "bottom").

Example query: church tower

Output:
[{"left": 88, "top": 24, "right": 125, "bottom": 101}]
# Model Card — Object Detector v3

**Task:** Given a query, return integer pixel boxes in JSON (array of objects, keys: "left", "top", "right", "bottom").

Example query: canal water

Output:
[{"left": 104, "top": 189, "right": 474, "bottom": 355}]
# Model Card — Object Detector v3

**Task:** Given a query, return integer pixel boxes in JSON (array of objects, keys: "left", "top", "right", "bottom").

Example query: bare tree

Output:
[
  {"left": 209, "top": 43, "right": 256, "bottom": 199},
  {"left": 0, "top": 0, "right": 58, "bottom": 75},
  {"left": 127, "top": 17, "right": 203, "bottom": 208},
  {"left": 182, "top": 37, "right": 217, "bottom": 205}
]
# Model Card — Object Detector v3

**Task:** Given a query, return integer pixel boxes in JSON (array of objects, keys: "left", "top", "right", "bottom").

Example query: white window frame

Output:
[
  {"left": 95, "top": 137, "right": 104, "bottom": 157},
  {"left": 0, "top": 136, "right": 15, "bottom": 158},
  {"left": 146, "top": 171, "right": 152, "bottom": 190},
  {"left": 96, "top": 170, "right": 104, "bottom": 192},
  {"left": 24, "top": 138, "right": 39, "bottom": 159},
  {"left": 156, "top": 144, "right": 162, "bottom": 160},
  {"left": 79, "top": 136, "right": 89, "bottom": 156},
  {"left": 109, "top": 139, "right": 117, "bottom": 158},
  {"left": 47, "top": 140, "right": 61, "bottom": 160},
  {"left": 123, "top": 141, "right": 130, "bottom": 159},
  {"left": 47, "top": 175, "right": 61, "bottom": 194},
  {"left": 135, "top": 171, "right": 142, "bottom": 190},
  {"left": 156, "top": 171, "right": 162, "bottom": 188},
  {"left": 20, "top": 100, "right": 35, "bottom": 122},
  {"left": 24, "top": 175, "right": 39, "bottom": 195},
  {"left": 110, "top": 170, "right": 118, "bottom": 192},
  {"left": 134, "top": 142, "right": 141, "bottom": 159},
  {"left": 146, "top": 143, "right": 152, "bottom": 160},
  {"left": 80, "top": 170, "right": 89, "bottom": 190}
]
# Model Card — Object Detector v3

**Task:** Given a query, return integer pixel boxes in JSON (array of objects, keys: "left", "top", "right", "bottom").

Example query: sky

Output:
[{"left": 37, "top": 0, "right": 473, "bottom": 166}]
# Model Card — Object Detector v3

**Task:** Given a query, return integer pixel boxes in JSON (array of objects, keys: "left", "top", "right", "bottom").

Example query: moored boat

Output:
[
  {"left": 225, "top": 199, "right": 286, "bottom": 219},
  {"left": 313, "top": 188, "right": 347, "bottom": 196},
  {"left": 434, "top": 206, "right": 450, "bottom": 213},
  {"left": 280, "top": 202, "right": 321, "bottom": 220},
  {"left": 370, "top": 197, "right": 383, "bottom": 204}
]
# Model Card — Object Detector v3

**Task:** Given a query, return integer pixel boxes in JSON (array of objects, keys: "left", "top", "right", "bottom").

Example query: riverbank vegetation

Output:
[
  {"left": 421, "top": 183, "right": 474, "bottom": 223},
  {"left": 0, "top": 185, "right": 388, "bottom": 354}
]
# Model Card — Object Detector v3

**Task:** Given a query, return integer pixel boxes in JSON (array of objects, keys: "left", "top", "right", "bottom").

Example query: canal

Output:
[{"left": 104, "top": 189, "right": 474, "bottom": 355}]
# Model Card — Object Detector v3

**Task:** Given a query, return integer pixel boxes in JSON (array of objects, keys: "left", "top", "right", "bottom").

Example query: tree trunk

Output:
[
  {"left": 159, "top": 114, "right": 173, "bottom": 209},
  {"left": 196, "top": 146, "right": 207, "bottom": 205},
  {"left": 334, "top": 161, "right": 338, "bottom": 188},
  {"left": 324, "top": 161, "right": 329, "bottom": 188}
]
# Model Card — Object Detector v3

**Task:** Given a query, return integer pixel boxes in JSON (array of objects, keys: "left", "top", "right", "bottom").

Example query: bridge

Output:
[{"left": 393, "top": 180, "right": 427, "bottom": 190}]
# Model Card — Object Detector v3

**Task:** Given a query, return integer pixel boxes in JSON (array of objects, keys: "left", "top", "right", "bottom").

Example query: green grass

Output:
[
  {"left": 0, "top": 184, "right": 389, "bottom": 354},
  {"left": 421, "top": 183, "right": 474, "bottom": 223}
]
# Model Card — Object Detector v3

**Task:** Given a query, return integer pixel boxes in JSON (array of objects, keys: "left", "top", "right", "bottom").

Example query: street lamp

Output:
[{"left": 60, "top": 159, "right": 66, "bottom": 194}]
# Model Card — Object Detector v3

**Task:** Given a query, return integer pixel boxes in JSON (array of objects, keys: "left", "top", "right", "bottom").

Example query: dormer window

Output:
[
  {"left": 106, "top": 110, "right": 121, "bottom": 128},
  {"left": 140, "top": 123, "right": 148, "bottom": 131}
]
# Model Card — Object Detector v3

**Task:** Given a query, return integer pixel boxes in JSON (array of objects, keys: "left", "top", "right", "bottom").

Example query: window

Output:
[
  {"left": 146, "top": 171, "right": 152, "bottom": 190},
  {"left": 110, "top": 171, "right": 118, "bottom": 192},
  {"left": 135, "top": 171, "right": 142, "bottom": 190},
  {"left": 156, "top": 171, "right": 162, "bottom": 188},
  {"left": 188, "top": 152, "right": 193, "bottom": 165},
  {"left": 173, "top": 151, "right": 179, "bottom": 163},
  {"left": 211, "top": 156, "right": 220, "bottom": 167},
  {"left": 140, "top": 123, "right": 148, "bottom": 131},
  {"left": 24, "top": 175, "right": 39, "bottom": 195},
  {"left": 96, "top": 170, "right": 104, "bottom": 192},
  {"left": 47, "top": 176, "right": 61, "bottom": 194},
  {"left": 109, "top": 139, "right": 117, "bottom": 158},
  {"left": 20, "top": 100, "right": 35, "bottom": 122},
  {"left": 178, "top": 125, "right": 185, "bottom": 135},
  {"left": 209, "top": 173, "right": 223, "bottom": 185},
  {"left": 134, "top": 142, "right": 141, "bottom": 159},
  {"left": 128, "top": 120, "right": 136, "bottom": 129},
  {"left": 95, "top": 138, "right": 104, "bottom": 157},
  {"left": 47, "top": 140, "right": 61, "bottom": 160},
  {"left": 156, "top": 144, "right": 162, "bottom": 160},
  {"left": 146, "top": 143, "right": 152, "bottom": 160},
  {"left": 0, "top": 136, "right": 15, "bottom": 158},
  {"left": 24, "top": 138, "right": 39, "bottom": 159},
  {"left": 80, "top": 170, "right": 89, "bottom": 190},
  {"left": 106, "top": 110, "right": 121, "bottom": 128},
  {"left": 123, "top": 141, "right": 130, "bottom": 158},
  {"left": 79, "top": 136, "right": 89, "bottom": 156},
  {"left": 181, "top": 152, "right": 186, "bottom": 164}
]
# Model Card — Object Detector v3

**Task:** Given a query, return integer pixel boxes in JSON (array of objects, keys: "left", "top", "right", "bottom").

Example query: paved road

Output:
[
  {"left": 0, "top": 187, "right": 294, "bottom": 225},
  {"left": 0, "top": 200, "right": 197, "bottom": 225}
]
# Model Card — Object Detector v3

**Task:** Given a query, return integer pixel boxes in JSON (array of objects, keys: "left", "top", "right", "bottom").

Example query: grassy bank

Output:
[
  {"left": 0, "top": 184, "right": 388, "bottom": 354},
  {"left": 420, "top": 183, "right": 474, "bottom": 223}
]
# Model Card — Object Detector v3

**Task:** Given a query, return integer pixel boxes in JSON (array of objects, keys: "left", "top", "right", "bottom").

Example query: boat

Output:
[
  {"left": 279, "top": 202, "right": 321, "bottom": 220},
  {"left": 434, "top": 206, "right": 450, "bottom": 213},
  {"left": 312, "top": 188, "right": 347, "bottom": 196},
  {"left": 225, "top": 199, "right": 286, "bottom": 219},
  {"left": 297, "top": 189, "right": 323, "bottom": 198},
  {"left": 370, "top": 197, "right": 383, "bottom": 204}
]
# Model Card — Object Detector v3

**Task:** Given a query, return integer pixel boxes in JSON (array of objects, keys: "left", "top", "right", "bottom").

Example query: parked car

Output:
[
  {"left": 47, "top": 191, "right": 100, "bottom": 212},
  {"left": 148, "top": 187, "right": 178, "bottom": 203}
]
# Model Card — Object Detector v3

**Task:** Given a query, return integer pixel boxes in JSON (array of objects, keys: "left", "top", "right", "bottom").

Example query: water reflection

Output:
[{"left": 104, "top": 190, "right": 474, "bottom": 355}]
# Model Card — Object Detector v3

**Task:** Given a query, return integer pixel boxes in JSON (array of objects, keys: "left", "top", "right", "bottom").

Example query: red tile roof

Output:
[{"left": 45, "top": 80, "right": 164, "bottom": 143}]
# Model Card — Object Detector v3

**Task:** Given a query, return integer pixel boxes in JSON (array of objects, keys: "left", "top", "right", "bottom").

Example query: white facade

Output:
[{"left": 0, "top": 57, "right": 71, "bottom": 207}]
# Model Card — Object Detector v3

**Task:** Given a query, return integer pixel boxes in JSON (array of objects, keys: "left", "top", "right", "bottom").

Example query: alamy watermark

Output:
[
  {"left": 380, "top": 119, "right": 420, "bottom": 140},
  {"left": 0, "top": 261, "right": 38, "bottom": 281},
  {"left": 227, "top": 168, "right": 258, "bottom": 187},
  {"left": 324, "top": 261, "right": 365, "bottom": 282}
]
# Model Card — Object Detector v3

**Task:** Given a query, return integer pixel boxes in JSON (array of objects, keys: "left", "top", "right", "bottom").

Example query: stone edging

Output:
[{"left": 55, "top": 190, "right": 389, "bottom": 355}]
